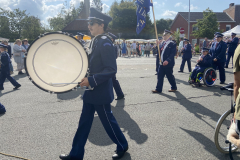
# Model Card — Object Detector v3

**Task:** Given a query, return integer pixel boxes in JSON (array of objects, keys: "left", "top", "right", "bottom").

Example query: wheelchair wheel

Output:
[
  {"left": 214, "top": 109, "right": 238, "bottom": 154},
  {"left": 203, "top": 68, "right": 217, "bottom": 87}
]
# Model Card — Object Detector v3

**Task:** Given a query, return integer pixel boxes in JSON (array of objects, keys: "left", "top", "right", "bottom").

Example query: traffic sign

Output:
[{"left": 180, "top": 27, "right": 184, "bottom": 34}]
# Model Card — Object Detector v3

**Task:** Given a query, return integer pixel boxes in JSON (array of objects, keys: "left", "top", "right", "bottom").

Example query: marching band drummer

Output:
[
  {"left": 209, "top": 32, "right": 227, "bottom": 84},
  {"left": 0, "top": 44, "right": 21, "bottom": 91},
  {"left": 108, "top": 32, "right": 125, "bottom": 100},
  {"left": 59, "top": 7, "right": 128, "bottom": 160},
  {"left": 152, "top": 29, "right": 177, "bottom": 93}
]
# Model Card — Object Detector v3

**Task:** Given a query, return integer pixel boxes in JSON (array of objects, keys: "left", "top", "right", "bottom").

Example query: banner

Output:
[{"left": 136, "top": 0, "right": 152, "bottom": 34}]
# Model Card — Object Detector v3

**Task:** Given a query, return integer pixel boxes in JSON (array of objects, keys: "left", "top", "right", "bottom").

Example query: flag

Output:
[{"left": 136, "top": 0, "right": 153, "bottom": 34}]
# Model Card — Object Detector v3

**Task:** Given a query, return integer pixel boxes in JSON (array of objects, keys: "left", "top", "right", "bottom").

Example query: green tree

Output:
[
  {"left": 192, "top": 8, "right": 220, "bottom": 39},
  {"left": 22, "top": 16, "right": 44, "bottom": 42},
  {"left": 48, "top": 0, "right": 84, "bottom": 31},
  {"left": 156, "top": 18, "right": 173, "bottom": 34},
  {"left": 0, "top": 8, "right": 29, "bottom": 39},
  {"left": 93, "top": 0, "right": 103, "bottom": 11},
  {"left": 0, "top": 16, "right": 11, "bottom": 39},
  {"left": 108, "top": 0, "right": 154, "bottom": 39}
]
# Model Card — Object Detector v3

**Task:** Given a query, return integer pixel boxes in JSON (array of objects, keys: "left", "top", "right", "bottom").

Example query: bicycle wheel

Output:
[{"left": 214, "top": 109, "right": 238, "bottom": 154}]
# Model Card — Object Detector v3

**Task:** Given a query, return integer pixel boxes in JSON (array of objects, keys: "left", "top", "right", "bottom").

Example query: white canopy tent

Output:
[
  {"left": 126, "top": 39, "right": 157, "bottom": 43},
  {"left": 0, "top": 37, "right": 9, "bottom": 41},
  {"left": 222, "top": 25, "right": 240, "bottom": 38}
]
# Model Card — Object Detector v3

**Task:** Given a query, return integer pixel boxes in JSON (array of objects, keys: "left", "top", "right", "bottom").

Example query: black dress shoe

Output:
[
  {"left": 115, "top": 95, "right": 124, "bottom": 100},
  {"left": 220, "top": 81, "right": 225, "bottom": 84},
  {"left": 178, "top": 70, "right": 183, "bottom": 72},
  {"left": 18, "top": 71, "right": 24, "bottom": 75},
  {"left": 13, "top": 84, "right": 21, "bottom": 90},
  {"left": 155, "top": 73, "right": 157, "bottom": 75},
  {"left": 112, "top": 146, "right": 128, "bottom": 160},
  {"left": 59, "top": 154, "right": 77, "bottom": 160}
]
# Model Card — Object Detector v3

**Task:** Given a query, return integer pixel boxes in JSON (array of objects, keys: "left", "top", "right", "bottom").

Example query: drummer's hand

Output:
[
  {"left": 214, "top": 58, "right": 217, "bottom": 61},
  {"left": 163, "top": 61, "right": 168, "bottom": 66},
  {"left": 80, "top": 78, "right": 89, "bottom": 87},
  {"left": 200, "top": 58, "right": 203, "bottom": 61}
]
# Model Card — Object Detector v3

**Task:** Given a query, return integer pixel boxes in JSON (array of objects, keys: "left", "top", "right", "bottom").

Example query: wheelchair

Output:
[{"left": 188, "top": 67, "right": 217, "bottom": 87}]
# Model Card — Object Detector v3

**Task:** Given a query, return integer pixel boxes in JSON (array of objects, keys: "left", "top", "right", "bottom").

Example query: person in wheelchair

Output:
[{"left": 189, "top": 47, "right": 212, "bottom": 84}]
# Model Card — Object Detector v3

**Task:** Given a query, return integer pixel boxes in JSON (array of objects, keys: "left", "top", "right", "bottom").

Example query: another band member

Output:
[
  {"left": 226, "top": 32, "right": 239, "bottom": 68},
  {"left": 190, "top": 48, "right": 212, "bottom": 84},
  {"left": 178, "top": 39, "right": 192, "bottom": 73},
  {"left": 59, "top": 7, "right": 128, "bottom": 160},
  {"left": 108, "top": 32, "right": 125, "bottom": 100},
  {"left": 152, "top": 30, "right": 177, "bottom": 93},
  {"left": 209, "top": 33, "right": 227, "bottom": 84},
  {"left": 77, "top": 32, "right": 86, "bottom": 45},
  {"left": 0, "top": 44, "right": 21, "bottom": 90}
]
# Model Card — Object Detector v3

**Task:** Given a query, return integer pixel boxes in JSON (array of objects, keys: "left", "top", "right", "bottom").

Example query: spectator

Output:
[
  {"left": 130, "top": 41, "right": 137, "bottom": 57},
  {"left": 145, "top": 42, "right": 151, "bottom": 57},
  {"left": 121, "top": 39, "right": 127, "bottom": 57},
  {"left": 127, "top": 42, "right": 131, "bottom": 58},
  {"left": 22, "top": 39, "right": 29, "bottom": 50},
  {"left": 141, "top": 43, "right": 145, "bottom": 56},
  {"left": 13, "top": 39, "right": 26, "bottom": 75},
  {"left": 203, "top": 37, "right": 208, "bottom": 48},
  {"left": 116, "top": 42, "right": 121, "bottom": 57},
  {"left": 136, "top": 42, "right": 140, "bottom": 57}
]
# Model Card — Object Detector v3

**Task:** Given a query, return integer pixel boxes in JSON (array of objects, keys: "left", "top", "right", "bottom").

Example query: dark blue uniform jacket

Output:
[
  {"left": 181, "top": 43, "right": 192, "bottom": 59},
  {"left": 83, "top": 35, "right": 116, "bottom": 105},
  {"left": 0, "top": 51, "right": 10, "bottom": 73},
  {"left": 156, "top": 41, "right": 176, "bottom": 68},
  {"left": 209, "top": 40, "right": 227, "bottom": 62},
  {"left": 227, "top": 37, "right": 239, "bottom": 53},
  {"left": 197, "top": 54, "right": 212, "bottom": 68}
]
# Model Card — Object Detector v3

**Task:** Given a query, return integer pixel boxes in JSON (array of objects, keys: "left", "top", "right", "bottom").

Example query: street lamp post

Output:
[
  {"left": 188, "top": 0, "right": 190, "bottom": 40},
  {"left": 118, "top": 33, "right": 122, "bottom": 44}
]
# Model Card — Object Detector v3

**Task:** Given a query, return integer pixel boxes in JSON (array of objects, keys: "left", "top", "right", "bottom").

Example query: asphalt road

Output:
[{"left": 0, "top": 55, "right": 238, "bottom": 160}]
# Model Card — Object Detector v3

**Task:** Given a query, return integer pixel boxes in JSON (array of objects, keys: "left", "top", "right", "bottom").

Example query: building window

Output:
[
  {"left": 192, "top": 26, "right": 198, "bottom": 31},
  {"left": 226, "top": 25, "right": 231, "bottom": 31}
]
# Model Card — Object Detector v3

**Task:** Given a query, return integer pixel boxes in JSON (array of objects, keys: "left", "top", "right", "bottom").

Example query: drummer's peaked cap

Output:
[
  {"left": 88, "top": 7, "right": 112, "bottom": 24},
  {"left": 232, "top": 32, "right": 237, "bottom": 36},
  {"left": 164, "top": 29, "right": 172, "bottom": 35},
  {"left": 108, "top": 32, "right": 117, "bottom": 39},
  {"left": 202, "top": 47, "right": 209, "bottom": 52},
  {"left": 0, "top": 44, "right": 7, "bottom": 48},
  {"left": 216, "top": 33, "right": 224, "bottom": 38}
]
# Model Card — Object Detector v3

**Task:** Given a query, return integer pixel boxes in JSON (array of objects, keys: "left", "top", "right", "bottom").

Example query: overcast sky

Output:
[{"left": 0, "top": 0, "right": 239, "bottom": 26}]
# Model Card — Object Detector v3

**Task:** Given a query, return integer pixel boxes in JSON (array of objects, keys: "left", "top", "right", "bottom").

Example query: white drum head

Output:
[{"left": 25, "top": 32, "right": 88, "bottom": 93}]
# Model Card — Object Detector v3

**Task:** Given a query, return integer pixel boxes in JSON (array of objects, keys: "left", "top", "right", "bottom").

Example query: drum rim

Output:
[{"left": 24, "top": 32, "right": 89, "bottom": 94}]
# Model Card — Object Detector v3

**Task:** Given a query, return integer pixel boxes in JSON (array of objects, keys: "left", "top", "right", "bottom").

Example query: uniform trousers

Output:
[
  {"left": 190, "top": 66, "right": 205, "bottom": 80},
  {"left": 180, "top": 58, "right": 192, "bottom": 72},
  {"left": 0, "top": 72, "right": 19, "bottom": 89},
  {"left": 69, "top": 103, "right": 128, "bottom": 160},
  {"left": 226, "top": 52, "right": 234, "bottom": 68},
  {"left": 212, "top": 61, "right": 225, "bottom": 82},
  {"left": 112, "top": 76, "right": 124, "bottom": 97},
  {"left": 156, "top": 65, "right": 177, "bottom": 92}
]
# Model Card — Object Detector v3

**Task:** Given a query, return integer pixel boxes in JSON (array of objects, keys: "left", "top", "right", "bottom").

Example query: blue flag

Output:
[{"left": 136, "top": 0, "right": 153, "bottom": 34}]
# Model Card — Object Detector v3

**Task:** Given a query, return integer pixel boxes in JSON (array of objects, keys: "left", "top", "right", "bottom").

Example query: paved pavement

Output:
[{"left": 0, "top": 55, "right": 238, "bottom": 160}]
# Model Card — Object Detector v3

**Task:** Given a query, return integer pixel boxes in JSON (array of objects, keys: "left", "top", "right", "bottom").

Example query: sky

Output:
[{"left": 0, "top": 0, "right": 239, "bottom": 26}]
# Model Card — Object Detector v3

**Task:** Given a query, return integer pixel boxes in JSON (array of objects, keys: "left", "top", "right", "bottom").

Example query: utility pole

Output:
[{"left": 188, "top": 0, "right": 190, "bottom": 40}]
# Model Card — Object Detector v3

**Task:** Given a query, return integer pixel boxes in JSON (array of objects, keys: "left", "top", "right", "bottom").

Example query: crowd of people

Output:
[{"left": 113, "top": 40, "right": 159, "bottom": 58}]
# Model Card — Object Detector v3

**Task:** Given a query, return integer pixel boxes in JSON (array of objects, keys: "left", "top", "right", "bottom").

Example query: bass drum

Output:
[{"left": 24, "top": 32, "right": 88, "bottom": 93}]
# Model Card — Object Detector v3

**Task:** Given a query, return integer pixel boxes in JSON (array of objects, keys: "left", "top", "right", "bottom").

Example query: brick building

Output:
[{"left": 170, "top": 3, "right": 240, "bottom": 46}]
